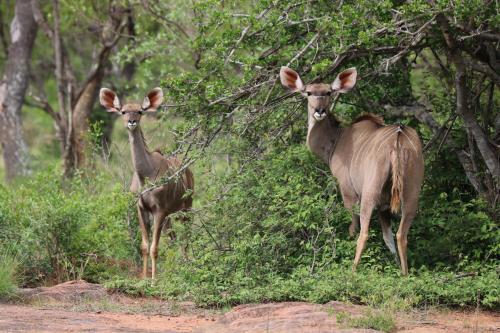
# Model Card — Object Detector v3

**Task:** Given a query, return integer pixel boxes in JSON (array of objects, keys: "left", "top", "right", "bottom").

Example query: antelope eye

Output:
[
  {"left": 138, "top": 110, "right": 143, "bottom": 115},
  {"left": 307, "top": 92, "right": 312, "bottom": 96},
  {"left": 326, "top": 91, "right": 332, "bottom": 96},
  {"left": 121, "top": 111, "right": 125, "bottom": 115}
]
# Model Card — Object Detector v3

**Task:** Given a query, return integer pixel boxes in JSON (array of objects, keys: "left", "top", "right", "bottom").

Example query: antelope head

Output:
[
  {"left": 279, "top": 67, "right": 357, "bottom": 122},
  {"left": 99, "top": 87, "right": 164, "bottom": 131}
]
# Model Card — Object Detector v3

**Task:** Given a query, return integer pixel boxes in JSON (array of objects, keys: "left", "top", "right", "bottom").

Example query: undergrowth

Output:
[
  {"left": 336, "top": 309, "right": 396, "bottom": 333},
  {"left": 0, "top": 252, "right": 18, "bottom": 299},
  {"left": 1, "top": 146, "right": 498, "bottom": 312},
  {"left": 104, "top": 263, "right": 499, "bottom": 309}
]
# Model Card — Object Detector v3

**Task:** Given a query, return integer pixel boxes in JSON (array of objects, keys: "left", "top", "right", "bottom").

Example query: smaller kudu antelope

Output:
[
  {"left": 99, "top": 87, "right": 194, "bottom": 279},
  {"left": 280, "top": 67, "right": 424, "bottom": 275}
]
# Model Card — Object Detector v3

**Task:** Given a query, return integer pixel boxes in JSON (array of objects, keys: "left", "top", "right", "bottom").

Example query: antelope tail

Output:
[{"left": 390, "top": 126, "right": 404, "bottom": 213}]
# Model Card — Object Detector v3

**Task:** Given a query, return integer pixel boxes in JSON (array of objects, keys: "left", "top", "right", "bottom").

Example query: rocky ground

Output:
[{"left": 0, "top": 280, "right": 497, "bottom": 333}]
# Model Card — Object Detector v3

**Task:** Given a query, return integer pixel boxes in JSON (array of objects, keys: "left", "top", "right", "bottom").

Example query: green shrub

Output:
[
  {"left": 337, "top": 309, "right": 396, "bottom": 333},
  {"left": 0, "top": 167, "right": 135, "bottom": 285},
  {"left": 1, "top": 143, "right": 497, "bottom": 312},
  {"left": 104, "top": 144, "right": 498, "bottom": 310},
  {"left": 0, "top": 253, "right": 18, "bottom": 299}
]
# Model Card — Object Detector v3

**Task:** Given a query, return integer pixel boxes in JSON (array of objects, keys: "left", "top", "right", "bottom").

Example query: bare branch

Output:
[
  {"left": 464, "top": 58, "right": 500, "bottom": 87},
  {"left": 286, "top": 32, "right": 319, "bottom": 67},
  {"left": 225, "top": 25, "right": 251, "bottom": 65},
  {"left": 383, "top": 103, "right": 440, "bottom": 132},
  {"left": 456, "top": 23, "right": 500, "bottom": 42},
  {"left": 31, "top": 0, "right": 54, "bottom": 39},
  {"left": 225, "top": 6, "right": 273, "bottom": 65},
  {"left": 437, "top": 13, "right": 500, "bottom": 182},
  {"left": 380, "top": 15, "right": 435, "bottom": 71},
  {"left": 140, "top": 0, "right": 190, "bottom": 39},
  {"left": 25, "top": 93, "right": 59, "bottom": 121}
]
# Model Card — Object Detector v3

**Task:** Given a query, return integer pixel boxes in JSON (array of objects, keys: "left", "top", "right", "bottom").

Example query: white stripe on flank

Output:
[
  {"left": 399, "top": 129, "right": 418, "bottom": 153},
  {"left": 376, "top": 129, "right": 398, "bottom": 154}
]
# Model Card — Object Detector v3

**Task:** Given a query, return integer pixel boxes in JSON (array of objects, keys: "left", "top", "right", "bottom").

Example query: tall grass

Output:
[{"left": 0, "top": 253, "right": 18, "bottom": 298}]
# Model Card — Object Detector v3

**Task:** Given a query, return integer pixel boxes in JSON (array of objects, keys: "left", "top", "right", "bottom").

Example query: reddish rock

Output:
[{"left": 196, "top": 301, "right": 381, "bottom": 333}]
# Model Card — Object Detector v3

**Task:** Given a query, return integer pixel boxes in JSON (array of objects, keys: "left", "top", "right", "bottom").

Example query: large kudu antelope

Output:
[
  {"left": 280, "top": 67, "right": 424, "bottom": 275},
  {"left": 99, "top": 87, "right": 194, "bottom": 279}
]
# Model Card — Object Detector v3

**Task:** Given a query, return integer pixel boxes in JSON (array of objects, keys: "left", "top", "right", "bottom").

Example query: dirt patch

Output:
[
  {"left": 16, "top": 280, "right": 106, "bottom": 302},
  {"left": 196, "top": 301, "right": 380, "bottom": 333},
  {"left": 397, "top": 309, "right": 500, "bottom": 333},
  {"left": 0, "top": 303, "right": 214, "bottom": 333},
  {"left": 196, "top": 301, "right": 499, "bottom": 333},
  {"left": 3, "top": 281, "right": 498, "bottom": 333}
]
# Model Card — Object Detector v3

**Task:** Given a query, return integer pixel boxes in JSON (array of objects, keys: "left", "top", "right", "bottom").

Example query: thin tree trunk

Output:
[
  {"left": 72, "top": 67, "right": 106, "bottom": 168},
  {"left": 0, "top": 0, "right": 37, "bottom": 180},
  {"left": 438, "top": 14, "right": 500, "bottom": 183},
  {"left": 32, "top": 0, "right": 126, "bottom": 177},
  {"left": 92, "top": 7, "right": 136, "bottom": 159}
]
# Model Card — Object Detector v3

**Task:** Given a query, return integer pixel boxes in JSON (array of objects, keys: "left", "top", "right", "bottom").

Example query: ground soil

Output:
[{"left": 0, "top": 280, "right": 498, "bottom": 333}]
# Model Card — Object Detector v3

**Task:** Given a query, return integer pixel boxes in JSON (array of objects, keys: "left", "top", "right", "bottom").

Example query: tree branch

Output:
[
  {"left": 31, "top": 0, "right": 54, "bottom": 39},
  {"left": 437, "top": 13, "right": 500, "bottom": 182},
  {"left": 286, "top": 32, "right": 319, "bottom": 67},
  {"left": 140, "top": 0, "right": 190, "bottom": 38},
  {"left": 25, "top": 93, "right": 59, "bottom": 122}
]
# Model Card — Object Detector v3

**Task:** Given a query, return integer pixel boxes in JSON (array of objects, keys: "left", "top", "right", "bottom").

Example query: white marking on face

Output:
[{"left": 313, "top": 112, "right": 327, "bottom": 121}]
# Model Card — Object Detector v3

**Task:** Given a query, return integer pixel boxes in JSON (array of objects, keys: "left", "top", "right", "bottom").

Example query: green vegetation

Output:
[
  {"left": 0, "top": 0, "right": 498, "bottom": 315},
  {"left": 2, "top": 143, "right": 497, "bottom": 309},
  {"left": 336, "top": 309, "right": 396, "bottom": 333},
  {"left": 0, "top": 252, "right": 18, "bottom": 299},
  {"left": 105, "top": 264, "right": 499, "bottom": 309},
  {"left": 101, "top": 144, "right": 498, "bottom": 310},
  {"left": 0, "top": 169, "right": 135, "bottom": 286}
]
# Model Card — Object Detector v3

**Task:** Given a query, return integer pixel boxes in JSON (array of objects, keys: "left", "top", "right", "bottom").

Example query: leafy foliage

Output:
[
  {"left": 0, "top": 0, "right": 498, "bottom": 314},
  {"left": 336, "top": 308, "right": 396, "bottom": 333},
  {"left": 0, "top": 169, "right": 135, "bottom": 285},
  {"left": 0, "top": 252, "right": 18, "bottom": 299},
  {"left": 106, "top": 144, "right": 498, "bottom": 309}
]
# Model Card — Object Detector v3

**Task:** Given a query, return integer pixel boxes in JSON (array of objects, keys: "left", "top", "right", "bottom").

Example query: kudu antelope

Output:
[
  {"left": 99, "top": 87, "right": 194, "bottom": 279},
  {"left": 280, "top": 67, "right": 424, "bottom": 275}
]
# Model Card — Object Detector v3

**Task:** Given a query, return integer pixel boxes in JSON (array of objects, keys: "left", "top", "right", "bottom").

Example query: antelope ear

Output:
[
  {"left": 331, "top": 68, "right": 357, "bottom": 93},
  {"left": 99, "top": 88, "right": 121, "bottom": 112},
  {"left": 280, "top": 66, "right": 304, "bottom": 92},
  {"left": 142, "top": 87, "right": 163, "bottom": 112}
]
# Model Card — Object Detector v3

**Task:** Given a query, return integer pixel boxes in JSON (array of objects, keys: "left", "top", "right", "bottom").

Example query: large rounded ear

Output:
[
  {"left": 99, "top": 88, "right": 121, "bottom": 112},
  {"left": 142, "top": 87, "right": 163, "bottom": 112},
  {"left": 280, "top": 66, "right": 304, "bottom": 92},
  {"left": 331, "top": 68, "right": 357, "bottom": 93}
]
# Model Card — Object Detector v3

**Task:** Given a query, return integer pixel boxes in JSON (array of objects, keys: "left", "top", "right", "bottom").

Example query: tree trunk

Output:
[
  {"left": 0, "top": 0, "right": 37, "bottom": 181},
  {"left": 438, "top": 14, "right": 500, "bottom": 183},
  {"left": 90, "top": 7, "right": 136, "bottom": 160},
  {"left": 71, "top": 67, "right": 106, "bottom": 169}
]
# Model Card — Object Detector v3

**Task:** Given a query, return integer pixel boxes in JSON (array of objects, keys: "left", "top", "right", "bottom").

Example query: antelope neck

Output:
[
  {"left": 306, "top": 112, "right": 342, "bottom": 165},
  {"left": 128, "top": 126, "right": 155, "bottom": 177}
]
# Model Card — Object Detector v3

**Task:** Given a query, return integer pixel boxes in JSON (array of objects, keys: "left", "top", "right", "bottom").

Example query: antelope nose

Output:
[
  {"left": 315, "top": 108, "right": 326, "bottom": 114},
  {"left": 128, "top": 120, "right": 137, "bottom": 125}
]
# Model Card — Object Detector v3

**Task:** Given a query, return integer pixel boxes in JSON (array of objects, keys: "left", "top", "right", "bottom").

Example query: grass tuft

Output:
[
  {"left": 337, "top": 309, "right": 396, "bottom": 333},
  {"left": 0, "top": 253, "right": 18, "bottom": 299}
]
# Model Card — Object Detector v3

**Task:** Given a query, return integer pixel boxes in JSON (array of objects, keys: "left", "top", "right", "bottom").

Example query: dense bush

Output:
[
  {"left": 1, "top": 142, "right": 497, "bottom": 310},
  {"left": 0, "top": 252, "right": 18, "bottom": 299},
  {"left": 0, "top": 168, "right": 135, "bottom": 285},
  {"left": 103, "top": 144, "right": 499, "bottom": 309}
]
